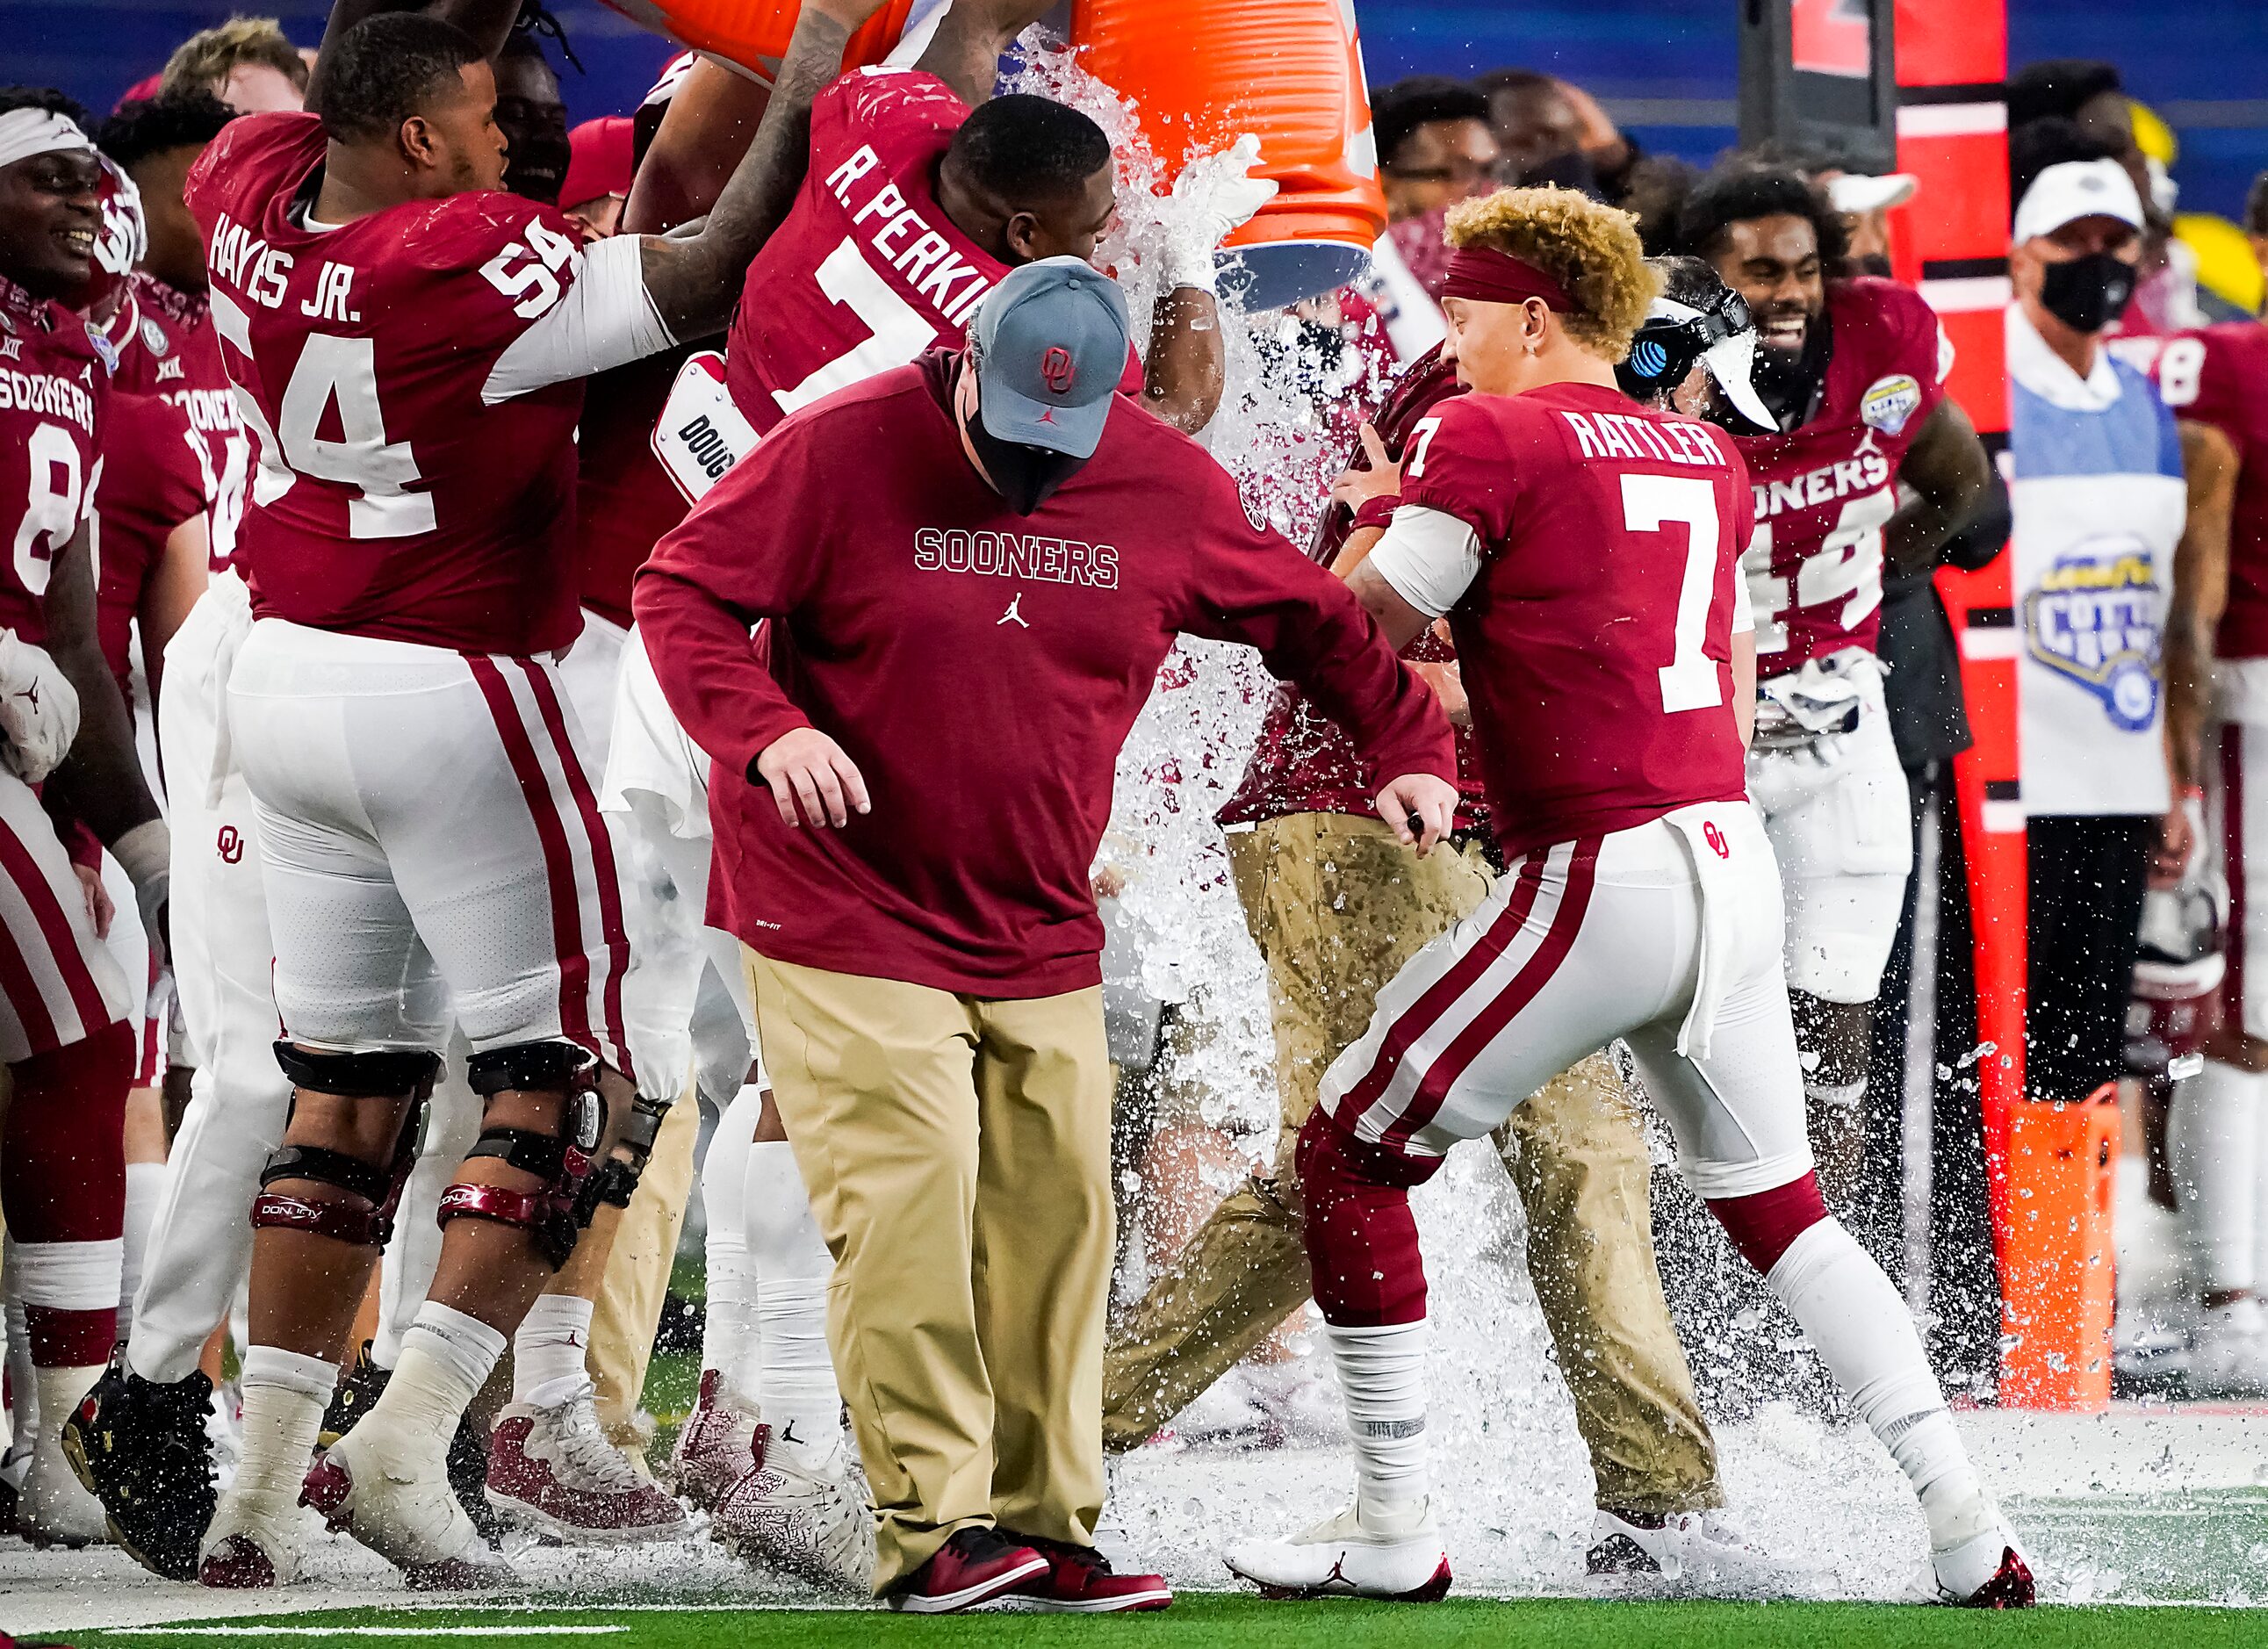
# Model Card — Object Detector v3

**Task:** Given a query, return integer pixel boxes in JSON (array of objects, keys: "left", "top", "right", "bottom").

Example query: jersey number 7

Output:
[{"left": 1622, "top": 472, "right": 1724, "bottom": 714}]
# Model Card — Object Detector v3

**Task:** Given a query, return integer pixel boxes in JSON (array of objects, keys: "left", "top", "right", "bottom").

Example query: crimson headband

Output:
[{"left": 1438, "top": 245, "right": 1573, "bottom": 311}]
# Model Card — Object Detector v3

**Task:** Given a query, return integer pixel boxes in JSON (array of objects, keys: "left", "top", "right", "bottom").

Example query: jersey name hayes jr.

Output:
[{"left": 911, "top": 526, "right": 1120, "bottom": 588}]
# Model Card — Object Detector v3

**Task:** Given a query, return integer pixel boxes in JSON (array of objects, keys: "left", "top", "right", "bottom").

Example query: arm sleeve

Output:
[
  {"left": 1177, "top": 472, "right": 1456, "bottom": 788},
  {"left": 482, "top": 234, "right": 676, "bottom": 404},
  {"left": 1364, "top": 505, "right": 1482, "bottom": 618},
  {"left": 630, "top": 419, "right": 827, "bottom": 781}
]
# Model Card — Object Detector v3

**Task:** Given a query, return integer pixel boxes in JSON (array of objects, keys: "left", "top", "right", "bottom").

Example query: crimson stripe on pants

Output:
[
  {"left": 464, "top": 656, "right": 597, "bottom": 1057},
  {"left": 2226, "top": 724, "right": 2246, "bottom": 1026},
  {"left": 1338, "top": 847, "right": 1550, "bottom": 1121},
  {"left": 515, "top": 658, "right": 635, "bottom": 1083},
  {"left": 1377, "top": 839, "right": 1602, "bottom": 1152},
  {"left": 0, "top": 815, "right": 111, "bottom": 1048}
]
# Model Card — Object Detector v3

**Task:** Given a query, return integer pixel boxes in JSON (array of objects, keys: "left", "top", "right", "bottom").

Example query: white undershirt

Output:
[
  {"left": 483, "top": 234, "right": 674, "bottom": 405},
  {"left": 1365, "top": 504, "right": 1483, "bottom": 618}
]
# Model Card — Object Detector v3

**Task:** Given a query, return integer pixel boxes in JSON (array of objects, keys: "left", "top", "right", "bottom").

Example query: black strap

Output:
[
  {"left": 259, "top": 1144, "right": 392, "bottom": 1203},
  {"left": 464, "top": 1125, "right": 567, "bottom": 1181},
  {"left": 274, "top": 1041, "right": 441, "bottom": 1099}
]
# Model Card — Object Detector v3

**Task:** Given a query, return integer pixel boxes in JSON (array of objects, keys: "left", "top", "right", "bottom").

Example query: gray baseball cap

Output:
[{"left": 971, "top": 256, "right": 1131, "bottom": 460}]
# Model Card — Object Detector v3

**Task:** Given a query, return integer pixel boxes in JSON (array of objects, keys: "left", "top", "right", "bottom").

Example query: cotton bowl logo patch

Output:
[
  {"left": 1860, "top": 373, "right": 1922, "bottom": 437},
  {"left": 2023, "top": 538, "right": 2162, "bottom": 732}
]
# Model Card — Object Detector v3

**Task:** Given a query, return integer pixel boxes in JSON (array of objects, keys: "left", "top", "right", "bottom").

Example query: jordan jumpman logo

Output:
[{"left": 998, "top": 594, "right": 1029, "bottom": 628}]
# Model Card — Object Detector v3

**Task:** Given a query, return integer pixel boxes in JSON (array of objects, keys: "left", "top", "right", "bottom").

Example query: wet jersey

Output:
[
  {"left": 1732, "top": 277, "right": 1948, "bottom": 678},
  {"left": 1393, "top": 382, "right": 1753, "bottom": 858},
  {"left": 0, "top": 275, "right": 107, "bottom": 646}
]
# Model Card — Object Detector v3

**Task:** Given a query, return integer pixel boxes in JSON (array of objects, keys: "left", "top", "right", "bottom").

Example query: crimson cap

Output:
[{"left": 971, "top": 256, "right": 1131, "bottom": 460}]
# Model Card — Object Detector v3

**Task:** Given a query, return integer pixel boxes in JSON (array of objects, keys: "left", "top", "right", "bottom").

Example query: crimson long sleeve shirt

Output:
[{"left": 633, "top": 349, "right": 1456, "bottom": 998}]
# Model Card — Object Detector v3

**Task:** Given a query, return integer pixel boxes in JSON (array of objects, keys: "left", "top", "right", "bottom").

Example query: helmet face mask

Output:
[{"left": 1616, "top": 285, "right": 1775, "bottom": 433}]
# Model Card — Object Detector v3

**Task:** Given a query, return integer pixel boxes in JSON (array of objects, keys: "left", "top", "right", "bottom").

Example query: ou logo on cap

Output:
[{"left": 1040, "top": 346, "right": 1076, "bottom": 395}]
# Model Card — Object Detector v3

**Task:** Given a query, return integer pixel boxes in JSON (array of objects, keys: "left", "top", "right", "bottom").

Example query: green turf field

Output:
[{"left": 47, "top": 1595, "right": 2268, "bottom": 1649}]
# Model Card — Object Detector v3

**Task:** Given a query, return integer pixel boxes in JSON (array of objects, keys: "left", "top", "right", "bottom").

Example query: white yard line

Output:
[{"left": 104, "top": 1630, "right": 627, "bottom": 1639}]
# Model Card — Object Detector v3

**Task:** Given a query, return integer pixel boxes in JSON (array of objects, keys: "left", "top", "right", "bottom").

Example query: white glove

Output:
[
  {"left": 0, "top": 627, "right": 81, "bottom": 784},
  {"left": 1157, "top": 133, "right": 1279, "bottom": 294}
]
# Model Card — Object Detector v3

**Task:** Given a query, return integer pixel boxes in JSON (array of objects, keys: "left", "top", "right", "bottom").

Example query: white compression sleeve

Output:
[
  {"left": 483, "top": 234, "right": 677, "bottom": 405},
  {"left": 1364, "top": 505, "right": 1482, "bottom": 620}
]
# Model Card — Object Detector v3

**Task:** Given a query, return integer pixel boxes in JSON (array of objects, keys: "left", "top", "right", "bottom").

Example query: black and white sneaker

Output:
[{"left": 59, "top": 1355, "right": 218, "bottom": 1581}]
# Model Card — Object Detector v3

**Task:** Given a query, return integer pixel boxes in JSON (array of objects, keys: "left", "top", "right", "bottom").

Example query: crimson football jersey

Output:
[
  {"left": 97, "top": 273, "right": 248, "bottom": 575},
  {"left": 1732, "top": 277, "right": 1948, "bottom": 677},
  {"left": 577, "top": 349, "right": 693, "bottom": 629},
  {"left": 1400, "top": 381, "right": 1753, "bottom": 858},
  {"left": 725, "top": 69, "right": 1006, "bottom": 434},
  {"left": 2146, "top": 323, "right": 2268, "bottom": 659},
  {"left": 0, "top": 275, "right": 108, "bottom": 647},
  {"left": 186, "top": 112, "right": 599, "bottom": 654}
]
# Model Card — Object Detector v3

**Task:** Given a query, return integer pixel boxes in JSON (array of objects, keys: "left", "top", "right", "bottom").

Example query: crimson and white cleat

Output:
[
  {"left": 668, "top": 1370, "right": 765, "bottom": 1513},
  {"left": 1929, "top": 1511, "right": 2036, "bottom": 1609},
  {"left": 1585, "top": 1508, "right": 1792, "bottom": 1591},
  {"left": 1224, "top": 1500, "right": 1451, "bottom": 1601},
  {"left": 486, "top": 1384, "right": 689, "bottom": 1543},
  {"left": 710, "top": 1451, "right": 875, "bottom": 1591},
  {"left": 197, "top": 1493, "right": 306, "bottom": 1589},
  {"left": 303, "top": 1426, "right": 515, "bottom": 1590}
]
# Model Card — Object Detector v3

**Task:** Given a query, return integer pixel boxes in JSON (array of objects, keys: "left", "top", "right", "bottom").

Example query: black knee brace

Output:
[
  {"left": 436, "top": 1041, "right": 605, "bottom": 1269},
  {"left": 252, "top": 1045, "right": 439, "bottom": 1246},
  {"left": 588, "top": 1091, "right": 673, "bottom": 1212}
]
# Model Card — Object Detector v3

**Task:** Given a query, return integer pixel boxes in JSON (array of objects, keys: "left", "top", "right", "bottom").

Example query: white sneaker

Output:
[
  {"left": 197, "top": 1484, "right": 307, "bottom": 1589},
  {"left": 485, "top": 1384, "right": 688, "bottom": 1542},
  {"left": 1585, "top": 1509, "right": 1791, "bottom": 1591},
  {"left": 709, "top": 1450, "right": 875, "bottom": 1592},
  {"left": 1224, "top": 1500, "right": 1451, "bottom": 1601},
  {"left": 303, "top": 1422, "right": 515, "bottom": 1589},
  {"left": 2189, "top": 1301, "right": 2268, "bottom": 1396},
  {"left": 1926, "top": 1504, "right": 2035, "bottom": 1608},
  {"left": 18, "top": 1427, "right": 108, "bottom": 1548}
]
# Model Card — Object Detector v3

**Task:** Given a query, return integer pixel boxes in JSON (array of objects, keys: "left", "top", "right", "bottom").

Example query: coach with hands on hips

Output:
[{"left": 636, "top": 258, "right": 1458, "bottom": 1614}]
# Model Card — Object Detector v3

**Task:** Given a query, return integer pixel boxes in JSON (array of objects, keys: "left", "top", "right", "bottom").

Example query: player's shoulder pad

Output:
[
  {"left": 1837, "top": 276, "right": 1940, "bottom": 367},
  {"left": 840, "top": 64, "right": 967, "bottom": 125},
  {"left": 184, "top": 109, "right": 322, "bottom": 219},
  {"left": 398, "top": 191, "right": 583, "bottom": 274}
]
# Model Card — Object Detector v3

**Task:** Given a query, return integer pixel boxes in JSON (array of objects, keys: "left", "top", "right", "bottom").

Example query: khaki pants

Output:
[
  {"left": 747, "top": 949, "right": 1114, "bottom": 1593},
  {"left": 1101, "top": 812, "right": 1722, "bottom": 1516},
  {"left": 587, "top": 1084, "right": 701, "bottom": 1451}
]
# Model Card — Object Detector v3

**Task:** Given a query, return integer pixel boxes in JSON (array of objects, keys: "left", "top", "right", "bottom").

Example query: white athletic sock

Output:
[
  {"left": 117, "top": 1162, "right": 164, "bottom": 1341},
  {"left": 355, "top": 1303, "right": 503, "bottom": 1470},
  {"left": 513, "top": 1293, "right": 594, "bottom": 1410},
  {"left": 701, "top": 1083, "right": 762, "bottom": 1395},
  {"left": 745, "top": 1141, "right": 836, "bottom": 1468},
  {"left": 1326, "top": 1319, "right": 1430, "bottom": 1523},
  {"left": 2168, "top": 1060, "right": 2262, "bottom": 1295},
  {"left": 1764, "top": 1219, "right": 1988, "bottom": 1551},
  {"left": 230, "top": 1345, "right": 336, "bottom": 1516},
  {"left": 4, "top": 1291, "right": 34, "bottom": 1453}
]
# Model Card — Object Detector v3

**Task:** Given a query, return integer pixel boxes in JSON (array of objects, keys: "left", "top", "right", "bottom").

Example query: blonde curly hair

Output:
[{"left": 1444, "top": 186, "right": 1659, "bottom": 363}]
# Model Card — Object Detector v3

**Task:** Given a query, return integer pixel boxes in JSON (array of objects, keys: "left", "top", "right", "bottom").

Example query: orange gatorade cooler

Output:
[
  {"left": 1997, "top": 1084, "right": 2120, "bottom": 1410},
  {"left": 594, "top": 0, "right": 927, "bottom": 82},
  {"left": 1070, "top": 0, "right": 1386, "bottom": 309}
]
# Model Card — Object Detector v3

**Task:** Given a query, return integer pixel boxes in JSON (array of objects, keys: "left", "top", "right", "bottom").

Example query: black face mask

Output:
[
  {"left": 2038, "top": 251, "right": 2138, "bottom": 335},
  {"left": 962, "top": 406, "right": 1089, "bottom": 515}
]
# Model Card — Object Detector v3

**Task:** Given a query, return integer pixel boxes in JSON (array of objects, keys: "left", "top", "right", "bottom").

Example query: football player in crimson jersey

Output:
[
  {"left": 722, "top": 0, "right": 1255, "bottom": 442},
  {"left": 2128, "top": 176, "right": 2268, "bottom": 1392},
  {"left": 1676, "top": 169, "right": 1991, "bottom": 1206},
  {"left": 1224, "top": 188, "right": 2029, "bottom": 1609},
  {"left": 0, "top": 88, "right": 172, "bottom": 1547},
  {"left": 1105, "top": 270, "right": 1767, "bottom": 1584},
  {"left": 139, "top": 0, "right": 904, "bottom": 1591}
]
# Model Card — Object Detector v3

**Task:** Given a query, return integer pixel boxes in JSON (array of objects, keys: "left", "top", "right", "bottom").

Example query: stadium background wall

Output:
[{"left": 16, "top": 0, "right": 2268, "bottom": 221}]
